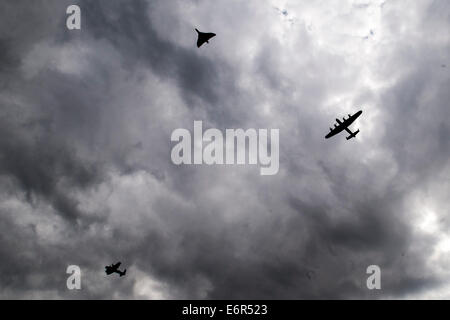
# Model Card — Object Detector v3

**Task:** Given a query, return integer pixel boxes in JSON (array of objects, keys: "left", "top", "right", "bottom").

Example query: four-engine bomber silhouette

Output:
[
  {"left": 195, "top": 28, "right": 216, "bottom": 48},
  {"left": 105, "top": 262, "right": 126, "bottom": 277},
  {"left": 326, "top": 110, "right": 363, "bottom": 140}
]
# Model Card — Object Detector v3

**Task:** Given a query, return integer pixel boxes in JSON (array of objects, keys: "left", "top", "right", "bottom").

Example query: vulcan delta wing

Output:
[
  {"left": 325, "top": 110, "right": 363, "bottom": 141},
  {"left": 195, "top": 28, "right": 216, "bottom": 48}
]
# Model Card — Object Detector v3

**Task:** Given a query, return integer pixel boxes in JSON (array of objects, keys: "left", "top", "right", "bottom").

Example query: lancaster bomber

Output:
[{"left": 325, "top": 110, "right": 363, "bottom": 140}]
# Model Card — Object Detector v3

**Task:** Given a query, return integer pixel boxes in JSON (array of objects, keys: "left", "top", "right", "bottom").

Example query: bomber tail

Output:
[
  {"left": 346, "top": 129, "right": 360, "bottom": 140},
  {"left": 119, "top": 269, "right": 126, "bottom": 277}
]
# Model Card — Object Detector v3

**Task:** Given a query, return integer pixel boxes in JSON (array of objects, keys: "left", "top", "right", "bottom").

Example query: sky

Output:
[{"left": 0, "top": 0, "right": 449, "bottom": 299}]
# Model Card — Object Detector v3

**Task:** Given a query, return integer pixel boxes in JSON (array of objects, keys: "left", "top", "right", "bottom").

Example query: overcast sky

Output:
[{"left": 0, "top": 0, "right": 449, "bottom": 299}]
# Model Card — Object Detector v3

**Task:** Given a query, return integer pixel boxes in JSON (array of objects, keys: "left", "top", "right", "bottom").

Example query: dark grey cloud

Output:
[{"left": 0, "top": 0, "right": 449, "bottom": 299}]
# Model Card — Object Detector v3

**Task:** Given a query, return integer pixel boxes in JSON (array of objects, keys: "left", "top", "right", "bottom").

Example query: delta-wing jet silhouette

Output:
[
  {"left": 105, "top": 262, "right": 126, "bottom": 277},
  {"left": 195, "top": 28, "right": 216, "bottom": 48},
  {"left": 326, "top": 110, "right": 363, "bottom": 140}
]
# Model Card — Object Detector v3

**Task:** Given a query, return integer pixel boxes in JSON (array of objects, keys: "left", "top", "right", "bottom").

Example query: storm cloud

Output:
[{"left": 0, "top": 0, "right": 449, "bottom": 299}]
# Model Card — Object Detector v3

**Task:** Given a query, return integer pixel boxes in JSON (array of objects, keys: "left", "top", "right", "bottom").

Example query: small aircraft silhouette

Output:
[
  {"left": 325, "top": 110, "right": 363, "bottom": 140},
  {"left": 105, "top": 262, "right": 126, "bottom": 277},
  {"left": 195, "top": 28, "right": 216, "bottom": 48}
]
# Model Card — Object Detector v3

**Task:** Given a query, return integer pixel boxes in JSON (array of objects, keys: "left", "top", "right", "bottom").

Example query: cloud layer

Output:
[{"left": 0, "top": 0, "right": 449, "bottom": 299}]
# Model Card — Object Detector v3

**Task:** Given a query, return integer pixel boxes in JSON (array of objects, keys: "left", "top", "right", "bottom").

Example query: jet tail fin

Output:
[
  {"left": 346, "top": 129, "right": 360, "bottom": 140},
  {"left": 119, "top": 269, "right": 126, "bottom": 277}
]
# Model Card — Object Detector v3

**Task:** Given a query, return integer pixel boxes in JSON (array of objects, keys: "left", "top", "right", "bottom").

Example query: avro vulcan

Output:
[{"left": 195, "top": 28, "right": 216, "bottom": 48}]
